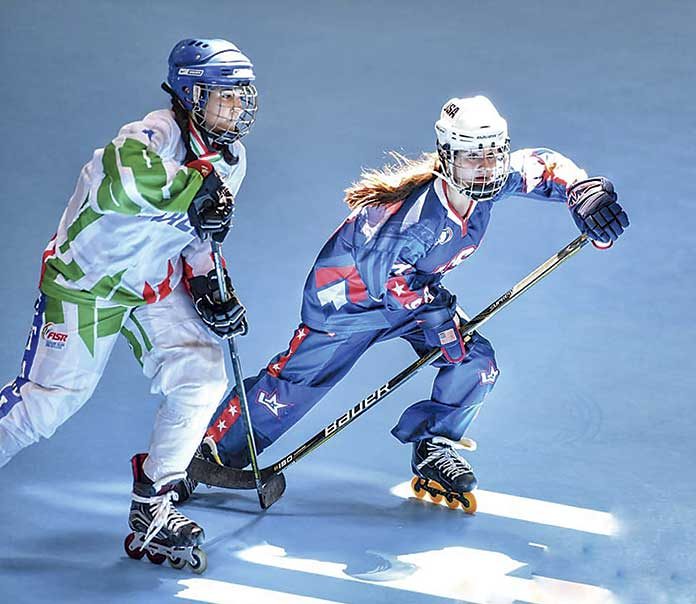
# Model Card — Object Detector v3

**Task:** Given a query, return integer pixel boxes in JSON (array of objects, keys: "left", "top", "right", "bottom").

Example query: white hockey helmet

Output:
[{"left": 435, "top": 96, "right": 510, "bottom": 201}]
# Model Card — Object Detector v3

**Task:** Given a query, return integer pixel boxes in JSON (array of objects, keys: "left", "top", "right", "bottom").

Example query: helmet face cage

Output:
[
  {"left": 437, "top": 140, "right": 510, "bottom": 201},
  {"left": 191, "top": 82, "right": 258, "bottom": 146}
]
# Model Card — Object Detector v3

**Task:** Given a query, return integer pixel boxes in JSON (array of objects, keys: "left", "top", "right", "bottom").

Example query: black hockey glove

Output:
[
  {"left": 188, "top": 269, "right": 248, "bottom": 338},
  {"left": 186, "top": 160, "right": 235, "bottom": 243},
  {"left": 567, "top": 177, "right": 629, "bottom": 244}
]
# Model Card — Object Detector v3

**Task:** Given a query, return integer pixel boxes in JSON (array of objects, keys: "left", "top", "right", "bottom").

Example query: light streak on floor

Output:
[
  {"left": 176, "top": 578, "right": 347, "bottom": 604},
  {"left": 235, "top": 543, "right": 617, "bottom": 604},
  {"left": 390, "top": 481, "right": 620, "bottom": 536}
]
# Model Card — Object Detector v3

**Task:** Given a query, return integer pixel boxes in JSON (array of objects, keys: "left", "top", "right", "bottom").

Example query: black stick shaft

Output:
[{"left": 211, "top": 243, "right": 265, "bottom": 503}]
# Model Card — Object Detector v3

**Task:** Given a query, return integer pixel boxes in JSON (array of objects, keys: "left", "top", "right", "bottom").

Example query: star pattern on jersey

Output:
[
  {"left": 391, "top": 282, "right": 406, "bottom": 297},
  {"left": 256, "top": 389, "right": 292, "bottom": 418},
  {"left": 208, "top": 394, "right": 242, "bottom": 440},
  {"left": 385, "top": 275, "right": 424, "bottom": 310},
  {"left": 267, "top": 324, "right": 311, "bottom": 378}
]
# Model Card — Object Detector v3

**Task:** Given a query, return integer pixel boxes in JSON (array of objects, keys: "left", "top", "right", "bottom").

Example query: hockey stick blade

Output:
[
  {"left": 188, "top": 456, "right": 256, "bottom": 489},
  {"left": 258, "top": 472, "right": 286, "bottom": 510},
  {"left": 188, "top": 456, "right": 285, "bottom": 508}
]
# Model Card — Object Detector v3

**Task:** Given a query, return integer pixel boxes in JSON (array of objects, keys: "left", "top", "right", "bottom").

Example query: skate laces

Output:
[
  {"left": 133, "top": 491, "right": 193, "bottom": 549},
  {"left": 422, "top": 442, "right": 472, "bottom": 479}
]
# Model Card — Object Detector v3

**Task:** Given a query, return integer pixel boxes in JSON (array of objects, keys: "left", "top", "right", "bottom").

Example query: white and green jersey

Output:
[{"left": 39, "top": 109, "right": 246, "bottom": 308}]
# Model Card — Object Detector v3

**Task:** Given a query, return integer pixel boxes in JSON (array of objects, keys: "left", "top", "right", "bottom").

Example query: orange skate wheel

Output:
[
  {"left": 410, "top": 476, "right": 426, "bottom": 499},
  {"left": 460, "top": 492, "right": 477, "bottom": 514},
  {"left": 445, "top": 494, "right": 460, "bottom": 510}
]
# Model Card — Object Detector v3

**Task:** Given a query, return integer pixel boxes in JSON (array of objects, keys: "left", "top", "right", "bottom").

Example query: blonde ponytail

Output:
[{"left": 344, "top": 152, "right": 441, "bottom": 210}]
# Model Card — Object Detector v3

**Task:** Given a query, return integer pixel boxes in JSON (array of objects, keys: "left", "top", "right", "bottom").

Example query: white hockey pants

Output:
[{"left": 0, "top": 283, "right": 227, "bottom": 485}]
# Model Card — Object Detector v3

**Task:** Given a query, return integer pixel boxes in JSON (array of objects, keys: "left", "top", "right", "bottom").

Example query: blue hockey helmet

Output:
[{"left": 167, "top": 38, "right": 258, "bottom": 145}]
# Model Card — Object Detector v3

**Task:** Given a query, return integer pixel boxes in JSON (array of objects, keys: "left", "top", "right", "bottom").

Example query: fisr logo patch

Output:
[{"left": 41, "top": 323, "right": 69, "bottom": 350}]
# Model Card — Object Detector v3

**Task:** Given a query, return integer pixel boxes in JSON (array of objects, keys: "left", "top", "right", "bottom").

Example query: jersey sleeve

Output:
[
  {"left": 181, "top": 237, "right": 218, "bottom": 282},
  {"left": 350, "top": 205, "right": 435, "bottom": 306},
  {"left": 503, "top": 148, "right": 588, "bottom": 203},
  {"left": 88, "top": 111, "right": 204, "bottom": 217}
]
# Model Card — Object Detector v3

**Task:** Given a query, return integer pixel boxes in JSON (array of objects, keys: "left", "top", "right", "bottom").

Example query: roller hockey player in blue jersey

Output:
[
  {"left": 0, "top": 38, "right": 258, "bottom": 571},
  {"left": 193, "top": 95, "right": 629, "bottom": 511}
]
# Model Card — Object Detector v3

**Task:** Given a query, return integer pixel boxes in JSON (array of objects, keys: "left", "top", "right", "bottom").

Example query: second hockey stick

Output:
[
  {"left": 189, "top": 234, "right": 590, "bottom": 491},
  {"left": 210, "top": 242, "right": 286, "bottom": 508}
]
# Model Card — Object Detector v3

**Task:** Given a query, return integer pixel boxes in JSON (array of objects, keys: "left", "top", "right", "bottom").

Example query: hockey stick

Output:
[
  {"left": 210, "top": 242, "right": 286, "bottom": 508},
  {"left": 189, "top": 234, "right": 590, "bottom": 490}
]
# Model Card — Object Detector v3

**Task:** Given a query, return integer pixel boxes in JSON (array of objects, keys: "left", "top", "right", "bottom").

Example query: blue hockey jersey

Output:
[{"left": 300, "top": 148, "right": 587, "bottom": 332}]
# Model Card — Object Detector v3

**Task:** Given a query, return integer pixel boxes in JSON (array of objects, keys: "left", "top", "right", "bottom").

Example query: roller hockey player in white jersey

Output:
[
  {"left": 0, "top": 38, "right": 258, "bottom": 572},
  {"left": 195, "top": 95, "right": 629, "bottom": 513}
]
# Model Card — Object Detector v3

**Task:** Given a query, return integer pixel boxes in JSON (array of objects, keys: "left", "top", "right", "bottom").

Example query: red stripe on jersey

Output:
[
  {"left": 206, "top": 394, "right": 242, "bottom": 442},
  {"left": 542, "top": 161, "right": 569, "bottom": 188},
  {"left": 182, "top": 259, "right": 195, "bottom": 295},
  {"left": 315, "top": 266, "right": 368, "bottom": 303},
  {"left": 442, "top": 181, "right": 469, "bottom": 236},
  {"left": 189, "top": 119, "right": 212, "bottom": 155},
  {"left": 182, "top": 259, "right": 195, "bottom": 281},
  {"left": 142, "top": 282, "right": 157, "bottom": 304},
  {"left": 267, "top": 324, "right": 311, "bottom": 378},
  {"left": 39, "top": 235, "right": 57, "bottom": 286},
  {"left": 385, "top": 275, "right": 423, "bottom": 308},
  {"left": 157, "top": 260, "right": 175, "bottom": 300}
]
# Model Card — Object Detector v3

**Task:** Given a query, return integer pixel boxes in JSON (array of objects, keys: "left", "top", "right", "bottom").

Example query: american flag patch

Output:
[{"left": 438, "top": 328, "right": 458, "bottom": 346}]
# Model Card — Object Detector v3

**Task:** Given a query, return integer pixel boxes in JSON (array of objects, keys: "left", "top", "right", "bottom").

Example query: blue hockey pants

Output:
[{"left": 206, "top": 314, "right": 499, "bottom": 467}]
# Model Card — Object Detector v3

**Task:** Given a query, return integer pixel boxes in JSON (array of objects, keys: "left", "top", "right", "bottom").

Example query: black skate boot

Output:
[
  {"left": 410, "top": 437, "right": 478, "bottom": 513},
  {"left": 124, "top": 453, "right": 207, "bottom": 573},
  {"left": 171, "top": 475, "right": 199, "bottom": 505}
]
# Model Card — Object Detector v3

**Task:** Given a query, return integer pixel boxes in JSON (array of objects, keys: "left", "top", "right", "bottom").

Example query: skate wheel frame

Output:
[
  {"left": 124, "top": 532, "right": 208, "bottom": 573},
  {"left": 409, "top": 477, "right": 477, "bottom": 514}
]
